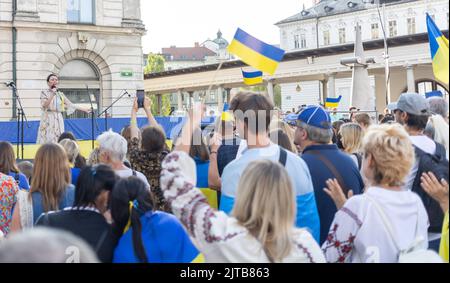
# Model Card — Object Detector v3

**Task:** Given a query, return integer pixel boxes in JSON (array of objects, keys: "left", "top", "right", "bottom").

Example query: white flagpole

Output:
[{"left": 377, "top": 1, "right": 392, "bottom": 105}]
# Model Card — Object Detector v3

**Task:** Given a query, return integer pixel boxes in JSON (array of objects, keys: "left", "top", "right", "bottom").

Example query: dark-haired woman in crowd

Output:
[
  {"left": 0, "top": 141, "right": 29, "bottom": 190},
  {"left": 190, "top": 128, "right": 210, "bottom": 189},
  {"left": 128, "top": 97, "right": 170, "bottom": 212},
  {"left": 36, "top": 165, "right": 118, "bottom": 262},
  {"left": 112, "top": 177, "right": 201, "bottom": 263}
]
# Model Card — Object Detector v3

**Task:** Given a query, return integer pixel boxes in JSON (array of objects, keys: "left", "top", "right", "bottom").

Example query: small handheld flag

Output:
[
  {"left": 242, "top": 70, "right": 263, "bottom": 86},
  {"left": 426, "top": 90, "right": 444, "bottom": 99},
  {"left": 228, "top": 28, "right": 285, "bottom": 75},
  {"left": 426, "top": 13, "right": 449, "bottom": 86},
  {"left": 221, "top": 103, "right": 232, "bottom": 121},
  {"left": 325, "top": 96, "right": 343, "bottom": 109}
]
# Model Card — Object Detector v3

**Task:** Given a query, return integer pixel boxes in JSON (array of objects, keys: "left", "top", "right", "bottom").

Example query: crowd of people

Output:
[{"left": 0, "top": 91, "right": 448, "bottom": 263}]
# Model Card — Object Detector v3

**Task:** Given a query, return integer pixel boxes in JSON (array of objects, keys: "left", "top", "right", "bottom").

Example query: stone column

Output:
[
  {"left": 15, "top": 0, "right": 40, "bottom": 21},
  {"left": 322, "top": 79, "right": 328, "bottom": 105},
  {"left": 406, "top": 64, "right": 416, "bottom": 93},
  {"left": 122, "top": 0, "right": 145, "bottom": 29},
  {"left": 266, "top": 80, "right": 275, "bottom": 103},
  {"left": 177, "top": 90, "right": 183, "bottom": 111},
  {"left": 328, "top": 73, "right": 337, "bottom": 98},
  {"left": 217, "top": 86, "right": 224, "bottom": 112}
]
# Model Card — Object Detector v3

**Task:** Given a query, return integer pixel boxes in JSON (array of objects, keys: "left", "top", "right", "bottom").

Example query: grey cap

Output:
[{"left": 387, "top": 93, "right": 430, "bottom": 116}]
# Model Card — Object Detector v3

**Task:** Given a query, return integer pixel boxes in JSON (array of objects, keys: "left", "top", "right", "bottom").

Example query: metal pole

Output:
[{"left": 379, "top": 2, "right": 391, "bottom": 106}]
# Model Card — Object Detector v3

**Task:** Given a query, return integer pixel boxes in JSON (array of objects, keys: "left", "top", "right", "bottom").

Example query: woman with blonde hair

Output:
[
  {"left": 160, "top": 106, "right": 325, "bottom": 263},
  {"left": 11, "top": 143, "right": 75, "bottom": 231},
  {"left": 59, "top": 139, "right": 81, "bottom": 186},
  {"left": 339, "top": 123, "right": 364, "bottom": 170},
  {"left": 270, "top": 119, "right": 297, "bottom": 154},
  {"left": 322, "top": 124, "right": 430, "bottom": 263}
]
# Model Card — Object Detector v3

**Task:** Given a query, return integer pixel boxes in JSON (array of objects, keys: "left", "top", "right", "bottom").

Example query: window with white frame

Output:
[
  {"left": 67, "top": 0, "right": 95, "bottom": 24},
  {"left": 371, "top": 23, "right": 379, "bottom": 39},
  {"left": 300, "top": 34, "right": 306, "bottom": 48},
  {"left": 339, "top": 28, "right": 346, "bottom": 44},
  {"left": 407, "top": 17, "right": 416, "bottom": 35},
  {"left": 389, "top": 20, "right": 397, "bottom": 37},
  {"left": 323, "top": 30, "right": 330, "bottom": 45},
  {"left": 294, "top": 35, "right": 300, "bottom": 49}
]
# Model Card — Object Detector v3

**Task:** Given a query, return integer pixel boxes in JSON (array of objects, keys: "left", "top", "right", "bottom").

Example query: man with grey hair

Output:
[
  {"left": 291, "top": 106, "right": 364, "bottom": 245},
  {"left": 428, "top": 97, "right": 449, "bottom": 123},
  {"left": 0, "top": 228, "right": 98, "bottom": 263},
  {"left": 97, "top": 130, "right": 150, "bottom": 188}
]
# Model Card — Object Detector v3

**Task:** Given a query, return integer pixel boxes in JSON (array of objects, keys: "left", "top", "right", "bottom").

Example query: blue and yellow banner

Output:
[
  {"left": 325, "top": 96, "right": 343, "bottom": 109},
  {"left": 228, "top": 28, "right": 285, "bottom": 75},
  {"left": 242, "top": 70, "right": 263, "bottom": 85},
  {"left": 427, "top": 13, "right": 449, "bottom": 86}
]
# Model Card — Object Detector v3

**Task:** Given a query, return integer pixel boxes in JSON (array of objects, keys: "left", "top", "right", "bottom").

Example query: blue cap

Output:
[
  {"left": 284, "top": 113, "right": 299, "bottom": 126},
  {"left": 297, "top": 106, "right": 332, "bottom": 129}
]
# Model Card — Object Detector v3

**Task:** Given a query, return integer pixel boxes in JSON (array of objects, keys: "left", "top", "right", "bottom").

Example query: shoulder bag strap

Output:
[
  {"left": 365, "top": 195, "right": 401, "bottom": 251},
  {"left": 308, "top": 150, "right": 349, "bottom": 194}
]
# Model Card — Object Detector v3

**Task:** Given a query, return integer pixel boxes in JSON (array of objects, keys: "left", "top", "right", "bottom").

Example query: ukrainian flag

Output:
[
  {"left": 325, "top": 96, "right": 342, "bottom": 109},
  {"left": 242, "top": 70, "right": 263, "bottom": 86},
  {"left": 221, "top": 103, "right": 232, "bottom": 122},
  {"left": 427, "top": 13, "right": 449, "bottom": 86},
  {"left": 228, "top": 28, "right": 285, "bottom": 75}
]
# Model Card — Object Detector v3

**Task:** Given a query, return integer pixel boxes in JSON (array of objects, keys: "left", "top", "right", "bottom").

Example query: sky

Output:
[{"left": 141, "top": 0, "right": 311, "bottom": 54}]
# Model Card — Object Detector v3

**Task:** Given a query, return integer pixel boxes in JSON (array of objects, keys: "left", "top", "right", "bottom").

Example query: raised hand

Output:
[
  {"left": 324, "top": 179, "right": 354, "bottom": 210},
  {"left": 421, "top": 172, "right": 449, "bottom": 213}
]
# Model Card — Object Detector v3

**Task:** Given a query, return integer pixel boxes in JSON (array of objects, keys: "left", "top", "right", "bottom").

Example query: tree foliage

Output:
[{"left": 144, "top": 53, "right": 171, "bottom": 116}]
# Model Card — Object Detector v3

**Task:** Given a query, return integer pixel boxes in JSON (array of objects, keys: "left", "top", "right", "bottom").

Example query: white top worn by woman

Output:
[
  {"left": 160, "top": 151, "right": 325, "bottom": 263},
  {"left": 322, "top": 187, "right": 429, "bottom": 263}
]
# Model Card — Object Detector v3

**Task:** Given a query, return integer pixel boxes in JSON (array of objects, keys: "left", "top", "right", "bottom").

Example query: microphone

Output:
[{"left": 4, "top": 81, "right": 15, "bottom": 87}]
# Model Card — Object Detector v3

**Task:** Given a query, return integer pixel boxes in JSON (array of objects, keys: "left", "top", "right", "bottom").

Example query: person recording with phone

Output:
[{"left": 37, "top": 74, "right": 91, "bottom": 144}]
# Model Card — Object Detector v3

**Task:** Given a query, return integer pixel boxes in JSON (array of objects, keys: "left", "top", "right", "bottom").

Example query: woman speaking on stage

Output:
[{"left": 37, "top": 74, "right": 90, "bottom": 144}]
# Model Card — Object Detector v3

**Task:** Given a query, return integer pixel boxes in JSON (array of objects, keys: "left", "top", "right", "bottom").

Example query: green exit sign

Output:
[{"left": 121, "top": 70, "right": 133, "bottom": 77}]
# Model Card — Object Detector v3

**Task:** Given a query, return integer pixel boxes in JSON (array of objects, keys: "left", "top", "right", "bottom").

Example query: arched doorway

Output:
[
  {"left": 402, "top": 79, "right": 449, "bottom": 99},
  {"left": 59, "top": 59, "right": 101, "bottom": 119},
  {"left": 416, "top": 79, "right": 449, "bottom": 99}
]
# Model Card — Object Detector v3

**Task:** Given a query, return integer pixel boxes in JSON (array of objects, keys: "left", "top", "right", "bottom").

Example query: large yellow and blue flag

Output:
[
  {"left": 427, "top": 13, "right": 449, "bottom": 86},
  {"left": 228, "top": 28, "right": 285, "bottom": 75},
  {"left": 242, "top": 70, "right": 263, "bottom": 85},
  {"left": 325, "top": 96, "right": 343, "bottom": 109}
]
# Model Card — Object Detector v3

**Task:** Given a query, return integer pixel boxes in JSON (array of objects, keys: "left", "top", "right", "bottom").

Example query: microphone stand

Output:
[
  {"left": 98, "top": 89, "right": 130, "bottom": 131},
  {"left": 9, "top": 84, "right": 29, "bottom": 160},
  {"left": 86, "top": 85, "right": 99, "bottom": 150}
]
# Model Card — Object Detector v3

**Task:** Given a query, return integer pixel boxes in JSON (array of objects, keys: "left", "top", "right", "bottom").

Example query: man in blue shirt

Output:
[
  {"left": 290, "top": 106, "right": 365, "bottom": 244},
  {"left": 220, "top": 92, "right": 320, "bottom": 242}
]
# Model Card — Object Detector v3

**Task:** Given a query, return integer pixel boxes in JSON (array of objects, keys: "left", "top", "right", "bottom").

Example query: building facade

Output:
[
  {"left": 0, "top": 0, "right": 145, "bottom": 121},
  {"left": 276, "top": 0, "right": 449, "bottom": 112}
]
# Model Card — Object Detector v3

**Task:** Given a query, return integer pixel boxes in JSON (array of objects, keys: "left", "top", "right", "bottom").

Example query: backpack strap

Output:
[
  {"left": 365, "top": 194, "right": 421, "bottom": 254},
  {"left": 278, "top": 147, "right": 288, "bottom": 167},
  {"left": 308, "top": 150, "right": 349, "bottom": 194},
  {"left": 132, "top": 170, "right": 137, "bottom": 177}
]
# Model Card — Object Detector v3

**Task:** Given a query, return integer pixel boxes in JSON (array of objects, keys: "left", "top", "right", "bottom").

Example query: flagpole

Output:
[{"left": 377, "top": 1, "right": 391, "bottom": 105}]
